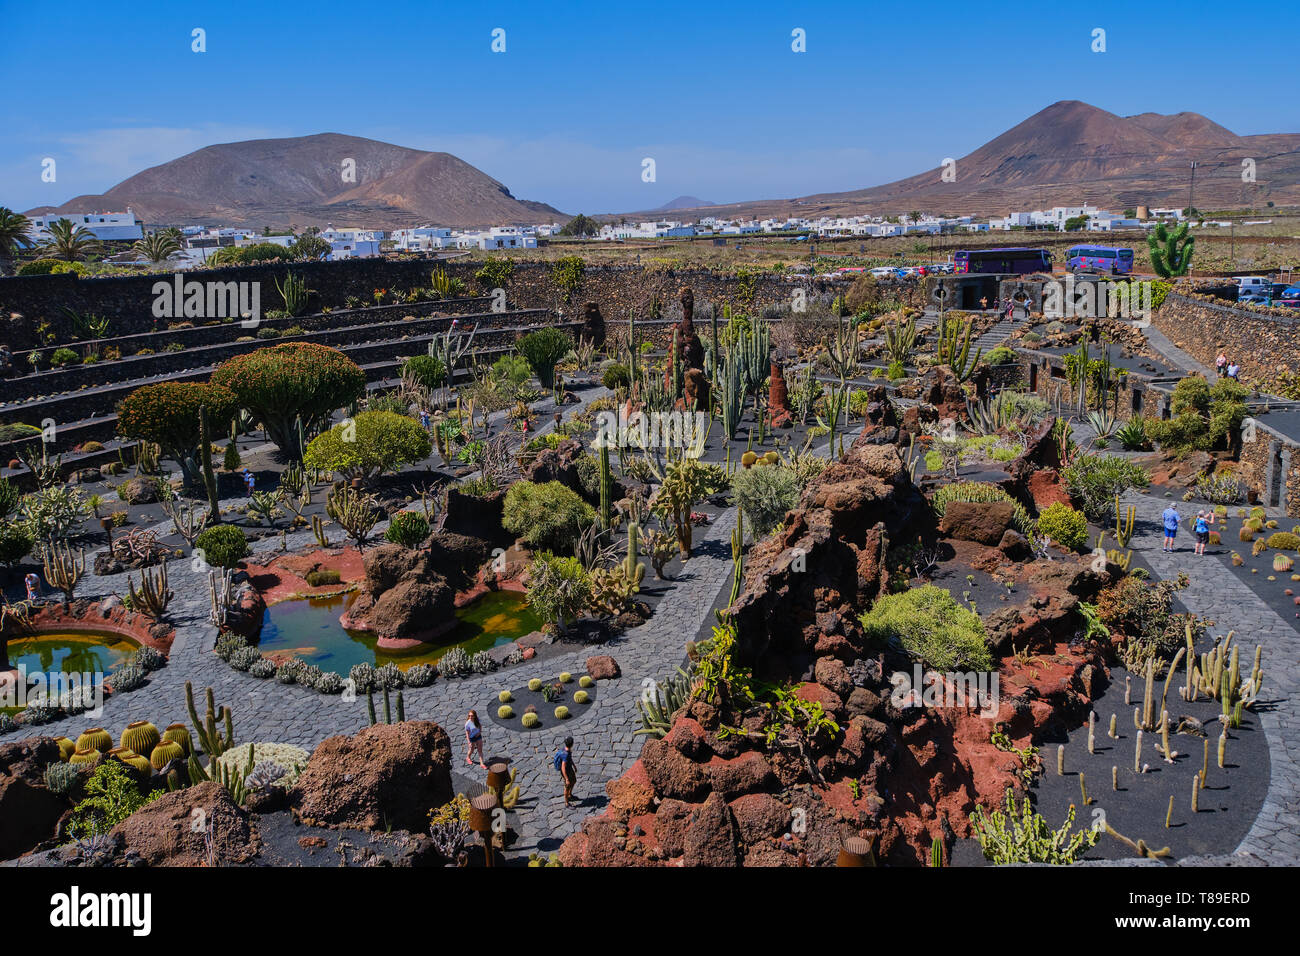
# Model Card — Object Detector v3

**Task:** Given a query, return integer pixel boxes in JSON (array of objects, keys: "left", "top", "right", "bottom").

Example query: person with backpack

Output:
[
  {"left": 1161, "top": 503, "right": 1180, "bottom": 552},
  {"left": 554, "top": 737, "right": 577, "bottom": 807},
  {"left": 1193, "top": 510, "right": 1212, "bottom": 556}
]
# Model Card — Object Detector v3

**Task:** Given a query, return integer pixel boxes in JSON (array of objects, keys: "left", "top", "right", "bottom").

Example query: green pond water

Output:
[
  {"left": 256, "top": 590, "right": 543, "bottom": 676},
  {"left": 4, "top": 632, "right": 138, "bottom": 683}
]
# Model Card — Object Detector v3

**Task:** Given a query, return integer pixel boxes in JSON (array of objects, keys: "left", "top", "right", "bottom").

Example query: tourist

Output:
[
  {"left": 1216, "top": 352, "right": 1227, "bottom": 376},
  {"left": 23, "top": 571, "right": 41, "bottom": 603},
  {"left": 241, "top": 469, "right": 255, "bottom": 495},
  {"left": 554, "top": 736, "right": 577, "bottom": 807},
  {"left": 1226, "top": 362, "right": 1240, "bottom": 381},
  {"left": 1193, "top": 510, "right": 1212, "bottom": 555},
  {"left": 464, "top": 710, "right": 486, "bottom": 769},
  {"left": 1161, "top": 503, "right": 1180, "bottom": 552}
]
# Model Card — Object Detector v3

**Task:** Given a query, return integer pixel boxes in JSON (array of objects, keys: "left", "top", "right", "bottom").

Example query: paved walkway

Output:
[
  {"left": 1118, "top": 488, "right": 1300, "bottom": 864},
  {"left": 22, "top": 502, "right": 738, "bottom": 859}
]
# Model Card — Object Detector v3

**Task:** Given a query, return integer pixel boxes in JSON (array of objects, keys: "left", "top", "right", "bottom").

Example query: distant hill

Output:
[
  {"left": 654, "top": 195, "right": 717, "bottom": 212},
  {"left": 615, "top": 101, "right": 1300, "bottom": 221},
  {"left": 26, "top": 133, "right": 566, "bottom": 229}
]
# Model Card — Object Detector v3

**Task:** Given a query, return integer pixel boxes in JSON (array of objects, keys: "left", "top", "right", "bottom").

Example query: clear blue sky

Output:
[{"left": 1, "top": 0, "right": 1294, "bottom": 216}]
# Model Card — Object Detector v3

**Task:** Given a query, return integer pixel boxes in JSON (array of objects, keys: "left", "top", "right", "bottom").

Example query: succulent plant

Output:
[
  {"left": 55, "top": 737, "right": 76, "bottom": 761},
  {"left": 498, "top": 690, "right": 512, "bottom": 703},
  {"left": 522, "top": 712, "right": 540, "bottom": 728},
  {"left": 150, "top": 739, "right": 184, "bottom": 770},
  {"left": 574, "top": 690, "right": 590, "bottom": 704},
  {"left": 439, "top": 647, "right": 471, "bottom": 677},
  {"left": 498, "top": 705, "right": 514, "bottom": 719},
  {"left": 161, "top": 723, "right": 194, "bottom": 755},
  {"left": 559, "top": 672, "right": 573, "bottom": 683},
  {"left": 554, "top": 706, "right": 570, "bottom": 719},
  {"left": 44, "top": 761, "right": 86, "bottom": 795},
  {"left": 404, "top": 664, "right": 436, "bottom": 687},
  {"left": 120, "top": 721, "right": 160, "bottom": 757},
  {"left": 528, "top": 678, "right": 543, "bottom": 692},
  {"left": 578, "top": 675, "right": 594, "bottom": 688}
]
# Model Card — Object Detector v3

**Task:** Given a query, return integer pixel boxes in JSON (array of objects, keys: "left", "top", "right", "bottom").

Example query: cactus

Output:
[
  {"left": 1141, "top": 658, "right": 1155, "bottom": 731},
  {"left": 1079, "top": 772, "right": 1091, "bottom": 806},
  {"left": 366, "top": 688, "right": 377, "bottom": 725},
  {"left": 1112, "top": 766, "right": 1118, "bottom": 791},
  {"left": 1087, "top": 711, "right": 1096, "bottom": 753},
  {"left": 929, "top": 837, "right": 942, "bottom": 868},
  {"left": 311, "top": 513, "right": 329, "bottom": 548},
  {"left": 935, "top": 313, "right": 982, "bottom": 382},
  {"left": 1201, "top": 737, "right": 1209, "bottom": 789},
  {"left": 1166, "top": 795, "right": 1174, "bottom": 828},
  {"left": 1105, "top": 548, "right": 1132, "bottom": 571},
  {"left": 126, "top": 562, "right": 172, "bottom": 620},
  {"left": 1108, "top": 713, "right": 1117, "bottom": 739},
  {"left": 198, "top": 404, "right": 220, "bottom": 522},
  {"left": 1134, "top": 729, "right": 1143, "bottom": 772},
  {"left": 1147, "top": 220, "right": 1194, "bottom": 278},
  {"left": 208, "top": 568, "right": 235, "bottom": 629},
  {"left": 428, "top": 321, "right": 479, "bottom": 387},
  {"left": 1114, "top": 495, "right": 1135, "bottom": 548},
  {"left": 1056, "top": 744, "right": 1065, "bottom": 776},
  {"left": 42, "top": 541, "right": 85, "bottom": 606},
  {"left": 185, "top": 681, "right": 234, "bottom": 759},
  {"left": 720, "top": 354, "right": 745, "bottom": 439},
  {"left": 598, "top": 441, "right": 612, "bottom": 530},
  {"left": 1217, "top": 726, "right": 1227, "bottom": 768},
  {"left": 1274, "top": 553, "right": 1293, "bottom": 572}
]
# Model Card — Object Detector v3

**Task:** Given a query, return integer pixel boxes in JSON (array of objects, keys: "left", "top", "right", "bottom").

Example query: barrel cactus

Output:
[
  {"left": 161, "top": 723, "right": 194, "bottom": 755},
  {"left": 120, "top": 720, "right": 161, "bottom": 756},
  {"left": 150, "top": 739, "right": 185, "bottom": 770},
  {"left": 76, "top": 727, "right": 113, "bottom": 753},
  {"left": 1275, "top": 554, "right": 1294, "bottom": 573}
]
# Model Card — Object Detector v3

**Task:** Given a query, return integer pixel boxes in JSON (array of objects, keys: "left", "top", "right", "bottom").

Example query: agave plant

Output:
[
  {"left": 1115, "top": 416, "right": 1147, "bottom": 451},
  {"left": 1086, "top": 408, "right": 1117, "bottom": 444}
]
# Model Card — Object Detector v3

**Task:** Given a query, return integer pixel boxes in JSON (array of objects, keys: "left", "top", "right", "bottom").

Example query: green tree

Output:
[
  {"left": 1063, "top": 215, "right": 1089, "bottom": 231},
  {"left": 474, "top": 256, "right": 514, "bottom": 291},
  {"left": 516, "top": 327, "right": 574, "bottom": 389},
  {"left": 212, "top": 343, "right": 366, "bottom": 460},
  {"left": 134, "top": 231, "right": 182, "bottom": 264},
  {"left": 40, "top": 218, "right": 100, "bottom": 261},
  {"left": 559, "top": 214, "right": 600, "bottom": 237},
  {"left": 290, "top": 234, "right": 331, "bottom": 259},
  {"left": 116, "top": 382, "right": 239, "bottom": 486},
  {"left": 0, "top": 207, "right": 36, "bottom": 276},
  {"left": 1147, "top": 221, "right": 1194, "bottom": 277}
]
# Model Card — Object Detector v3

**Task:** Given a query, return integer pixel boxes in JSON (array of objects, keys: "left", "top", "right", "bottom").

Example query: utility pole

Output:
[{"left": 1188, "top": 162, "right": 1197, "bottom": 216}]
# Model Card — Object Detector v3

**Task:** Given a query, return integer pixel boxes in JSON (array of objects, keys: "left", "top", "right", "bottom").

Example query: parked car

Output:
[
  {"left": 869, "top": 267, "right": 896, "bottom": 279},
  {"left": 1238, "top": 292, "right": 1270, "bottom": 304},
  {"left": 1234, "top": 276, "right": 1270, "bottom": 297},
  {"left": 1277, "top": 285, "right": 1300, "bottom": 308},
  {"left": 927, "top": 262, "right": 954, "bottom": 274}
]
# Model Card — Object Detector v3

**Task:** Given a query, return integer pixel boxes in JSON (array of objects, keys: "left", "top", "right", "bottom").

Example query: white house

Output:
[
  {"left": 27, "top": 207, "right": 143, "bottom": 242},
  {"left": 391, "top": 227, "right": 454, "bottom": 251}
]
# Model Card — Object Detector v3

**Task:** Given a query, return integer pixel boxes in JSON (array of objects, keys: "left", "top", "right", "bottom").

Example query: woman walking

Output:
[{"left": 465, "top": 710, "right": 486, "bottom": 769}]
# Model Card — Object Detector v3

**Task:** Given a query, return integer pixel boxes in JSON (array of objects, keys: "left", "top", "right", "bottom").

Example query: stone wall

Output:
[
  {"left": 1236, "top": 421, "right": 1300, "bottom": 517},
  {"left": 1016, "top": 350, "right": 1166, "bottom": 421},
  {"left": 1152, "top": 292, "right": 1300, "bottom": 389},
  {"left": 0, "top": 258, "right": 821, "bottom": 351}
]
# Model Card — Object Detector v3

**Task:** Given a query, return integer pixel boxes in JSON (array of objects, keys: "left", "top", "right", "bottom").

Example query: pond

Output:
[
  {"left": 4, "top": 632, "right": 139, "bottom": 683},
  {"left": 255, "top": 589, "right": 543, "bottom": 677}
]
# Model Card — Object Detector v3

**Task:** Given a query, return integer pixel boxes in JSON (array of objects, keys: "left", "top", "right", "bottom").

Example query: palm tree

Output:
[
  {"left": 134, "top": 231, "right": 182, "bottom": 264},
  {"left": 0, "top": 207, "right": 36, "bottom": 275},
  {"left": 41, "top": 218, "right": 100, "bottom": 261}
]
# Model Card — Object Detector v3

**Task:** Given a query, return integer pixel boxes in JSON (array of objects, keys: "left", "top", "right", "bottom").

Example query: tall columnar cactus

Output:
[
  {"left": 709, "top": 306, "right": 719, "bottom": 387},
  {"left": 597, "top": 441, "right": 613, "bottom": 530},
  {"left": 185, "top": 681, "right": 234, "bottom": 759},
  {"left": 936, "top": 314, "right": 982, "bottom": 382},
  {"left": 720, "top": 356, "right": 745, "bottom": 439},
  {"left": 127, "top": 562, "right": 172, "bottom": 620},
  {"left": 1147, "top": 221, "right": 1194, "bottom": 278},
  {"left": 428, "top": 321, "right": 479, "bottom": 386},
  {"left": 623, "top": 521, "right": 645, "bottom": 585},
  {"left": 1114, "top": 496, "right": 1136, "bottom": 548},
  {"left": 199, "top": 404, "right": 220, "bottom": 523}
]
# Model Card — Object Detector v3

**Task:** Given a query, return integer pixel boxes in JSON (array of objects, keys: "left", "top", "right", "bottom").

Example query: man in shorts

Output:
[{"left": 1161, "top": 504, "right": 1180, "bottom": 552}]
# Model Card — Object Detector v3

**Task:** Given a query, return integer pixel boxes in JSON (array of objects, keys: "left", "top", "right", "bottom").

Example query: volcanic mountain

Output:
[
  {"left": 26, "top": 133, "right": 565, "bottom": 229},
  {"left": 618, "top": 101, "right": 1300, "bottom": 221}
]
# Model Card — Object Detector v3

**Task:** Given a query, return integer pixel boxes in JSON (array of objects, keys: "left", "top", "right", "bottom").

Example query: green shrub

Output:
[
  {"left": 730, "top": 463, "right": 799, "bottom": 537},
  {"left": 49, "top": 347, "right": 80, "bottom": 367},
  {"left": 384, "top": 511, "right": 431, "bottom": 548},
  {"left": 859, "top": 584, "right": 991, "bottom": 671},
  {"left": 503, "top": 481, "right": 594, "bottom": 553},
  {"left": 0, "top": 521, "right": 34, "bottom": 567},
  {"left": 601, "top": 363, "right": 631, "bottom": 391},
  {"left": 516, "top": 328, "right": 574, "bottom": 389},
  {"left": 401, "top": 354, "right": 446, "bottom": 390},
  {"left": 304, "top": 568, "right": 341, "bottom": 587},
  {"left": 195, "top": 524, "right": 249, "bottom": 569},
  {"left": 303, "top": 410, "right": 431, "bottom": 479},
  {"left": 1037, "top": 502, "right": 1088, "bottom": 550},
  {"left": 1146, "top": 376, "right": 1248, "bottom": 453},
  {"left": 1061, "top": 454, "right": 1150, "bottom": 520},
  {"left": 984, "top": 345, "right": 1017, "bottom": 365},
  {"left": 67, "top": 760, "right": 156, "bottom": 839},
  {"left": 525, "top": 552, "right": 591, "bottom": 635},
  {"left": 17, "top": 258, "right": 65, "bottom": 276}
]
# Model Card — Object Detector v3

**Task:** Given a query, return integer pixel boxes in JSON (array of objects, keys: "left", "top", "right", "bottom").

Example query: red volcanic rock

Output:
[
  {"left": 683, "top": 792, "right": 740, "bottom": 867},
  {"left": 793, "top": 682, "right": 845, "bottom": 720},
  {"left": 585, "top": 655, "right": 620, "bottom": 681},
  {"left": 999, "top": 529, "right": 1033, "bottom": 560},
  {"left": 768, "top": 361, "right": 792, "bottom": 428},
  {"left": 1025, "top": 468, "right": 1072, "bottom": 511},
  {"left": 0, "top": 738, "right": 66, "bottom": 859},
  {"left": 683, "top": 367, "right": 710, "bottom": 413},
  {"left": 652, "top": 798, "right": 696, "bottom": 858},
  {"left": 558, "top": 816, "right": 643, "bottom": 867},
  {"left": 938, "top": 500, "right": 1016, "bottom": 546},
  {"left": 606, "top": 759, "right": 656, "bottom": 815},
  {"left": 639, "top": 738, "right": 709, "bottom": 802},
  {"left": 664, "top": 717, "right": 711, "bottom": 760},
  {"left": 814, "top": 656, "right": 854, "bottom": 698},
  {"left": 112, "top": 781, "right": 257, "bottom": 866},
  {"left": 290, "top": 721, "right": 452, "bottom": 832},
  {"left": 729, "top": 792, "right": 789, "bottom": 845},
  {"left": 706, "top": 751, "right": 777, "bottom": 799},
  {"left": 369, "top": 578, "right": 455, "bottom": 643}
]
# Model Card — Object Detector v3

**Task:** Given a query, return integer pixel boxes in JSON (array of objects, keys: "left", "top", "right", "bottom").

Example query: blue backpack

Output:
[{"left": 553, "top": 749, "right": 568, "bottom": 772}]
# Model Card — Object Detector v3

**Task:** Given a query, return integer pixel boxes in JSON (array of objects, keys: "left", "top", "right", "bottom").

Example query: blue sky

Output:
[{"left": 1, "top": 0, "right": 1295, "bottom": 216}]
